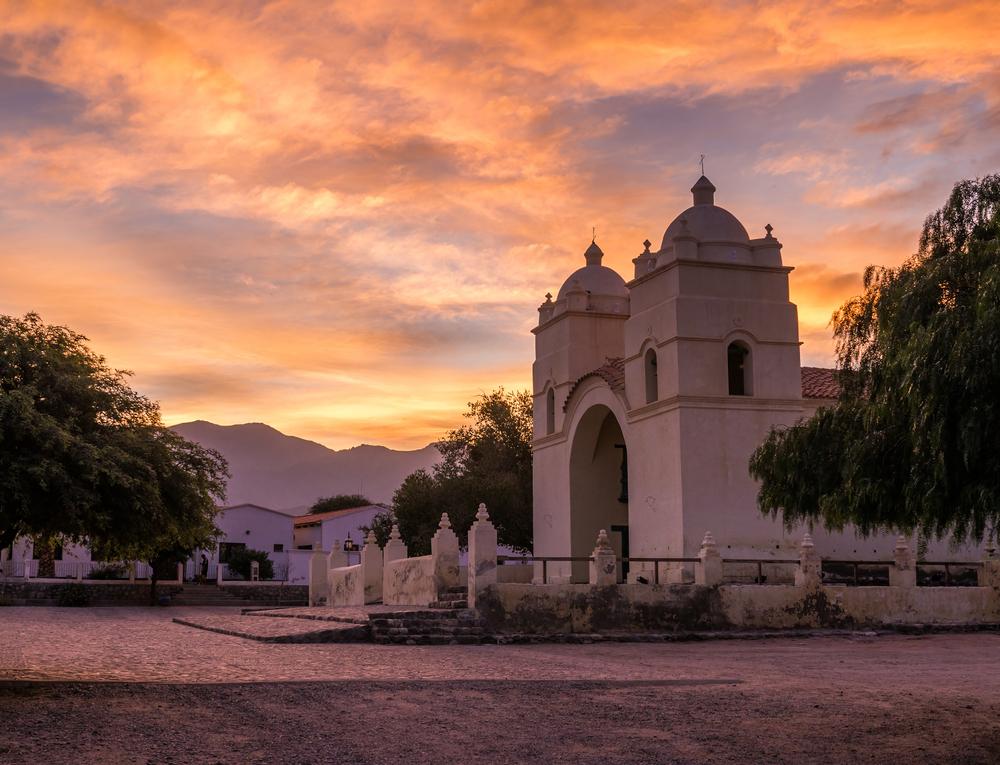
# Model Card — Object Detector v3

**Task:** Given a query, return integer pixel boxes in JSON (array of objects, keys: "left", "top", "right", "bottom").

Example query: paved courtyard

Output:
[{"left": 2, "top": 607, "right": 999, "bottom": 763}]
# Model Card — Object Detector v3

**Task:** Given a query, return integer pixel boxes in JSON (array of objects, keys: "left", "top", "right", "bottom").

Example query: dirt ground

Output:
[
  {"left": 2, "top": 675, "right": 999, "bottom": 764},
  {"left": 2, "top": 608, "right": 999, "bottom": 763}
]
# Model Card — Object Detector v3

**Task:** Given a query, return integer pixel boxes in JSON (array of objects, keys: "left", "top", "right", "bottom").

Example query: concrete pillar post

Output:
[
  {"left": 327, "top": 539, "right": 346, "bottom": 571},
  {"left": 589, "top": 529, "right": 617, "bottom": 586},
  {"left": 433, "top": 513, "right": 461, "bottom": 599},
  {"left": 794, "top": 533, "right": 822, "bottom": 588},
  {"left": 383, "top": 525, "right": 408, "bottom": 567},
  {"left": 76, "top": 561, "right": 84, "bottom": 582},
  {"left": 890, "top": 536, "right": 916, "bottom": 587},
  {"left": 361, "top": 530, "right": 383, "bottom": 604},
  {"left": 467, "top": 505, "right": 497, "bottom": 603},
  {"left": 128, "top": 561, "right": 136, "bottom": 583},
  {"left": 216, "top": 560, "right": 223, "bottom": 585},
  {"left": 695, "top": 532, "right": 723, "bottom": 586},
  {"left": 978, "top": 539, "right": 1000, "bottom": 588},
  {"left": 176, "top": 561, "right": 184, "bottom": 584},
  {"left": 310, "top": 543, "right": 328, "bottom": 606}
]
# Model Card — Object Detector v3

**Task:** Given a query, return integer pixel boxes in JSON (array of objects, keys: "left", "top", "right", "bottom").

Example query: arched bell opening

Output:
[
  {"left": 569, "top": 404, "right": 630, "bottom": 583},
  {"left": 545, "top": 386, "right": 556, "bottom": 435},
  {"left": 727, "top": 341, "right": 753, "bottom": 396},
  {"left": 644, "top": 348, "right": 658, "bottom": 404}
]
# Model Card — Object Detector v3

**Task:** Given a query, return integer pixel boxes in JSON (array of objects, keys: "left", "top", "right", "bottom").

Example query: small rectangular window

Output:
[{"left": 273, "top": 544, "right": 284, "bottom": 553}]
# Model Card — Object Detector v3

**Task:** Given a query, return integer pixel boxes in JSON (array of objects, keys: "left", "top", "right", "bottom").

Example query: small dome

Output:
[
  {"left": 556, "top": 265, "right": 629, "bottom": 301},
  {"left": 660, "top": 204, "right": 750, "bottom": 251},
  {"left": 556, "top": 241, "right": 627, "bottom": 301}
]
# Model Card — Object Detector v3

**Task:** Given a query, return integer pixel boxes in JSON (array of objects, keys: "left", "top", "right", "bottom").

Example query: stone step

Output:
[
  {"left": 447, "top": 585, "right": 469, "bottom": 594},
  {"left": 428, "top": 599, "right": 467, "bottom": 609},
  {"left": 374, "top": 634, "right": 491, "bottom": 646}
]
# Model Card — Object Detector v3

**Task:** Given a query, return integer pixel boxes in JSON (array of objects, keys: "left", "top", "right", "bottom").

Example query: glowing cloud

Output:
[{"left": 0, "top": 0, "right": 997, "bottom": 447}]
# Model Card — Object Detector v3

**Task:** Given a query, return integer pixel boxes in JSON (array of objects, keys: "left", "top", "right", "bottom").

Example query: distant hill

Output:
[{"left": 170, "top": 421, "right": 440, "bottom": 512}]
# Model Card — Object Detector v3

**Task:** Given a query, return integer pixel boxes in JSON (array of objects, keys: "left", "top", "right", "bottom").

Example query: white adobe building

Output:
[
  {"left": 531, "top": 175, "right": 969, "bottom": 584},
  {"left": 294, "top": 505, "right": 386, "bottom": 551}
]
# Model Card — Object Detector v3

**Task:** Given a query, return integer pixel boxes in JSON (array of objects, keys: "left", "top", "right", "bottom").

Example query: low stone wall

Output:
[
  {"left": 219, "top": 584, "right": 308, "bottom": 603},
  {"left": 479, "top": 581, "right": 1000, "bottom": 634},
  {"left": 0, "top": 581, "right": 183, "bottom": 607},
  {"left": 384, "top": 556, "right": 435, "bottom": 606}
]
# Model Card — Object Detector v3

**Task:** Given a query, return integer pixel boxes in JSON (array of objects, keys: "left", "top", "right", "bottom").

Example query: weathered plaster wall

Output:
[
  {"left": 481, "top": 582, "right": 1000, "bottom": 634},
  {"left": 327, "top": 565, "right": 363, "bottom": 606},
  {"left": 384, "top": 557, "right": 435, "bottom": 606}
]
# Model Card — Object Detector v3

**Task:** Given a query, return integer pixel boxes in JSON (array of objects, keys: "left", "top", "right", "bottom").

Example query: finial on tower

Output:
[
  {"left": 584, "top": 240, "right": 604, "bottom": 266},
  {"left": 699, "top": 154, "right": 705, "bottom": 175},
  {"left": 691, "top": 175, "right": 716, "bottom": 206}
]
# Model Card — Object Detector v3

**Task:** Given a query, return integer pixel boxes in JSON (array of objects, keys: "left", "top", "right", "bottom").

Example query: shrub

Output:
[
  {"left": 225, "top": 547, "right": 274, "bottom": 581},
  {"left": 58, "top": 583, "right": 91, "bottom": 607},
  {"left": 85, "top": 563, "right": 128, "bottom": 580},
  {"left": 0, "top": 597, "right": 13, "bottom": 607}
]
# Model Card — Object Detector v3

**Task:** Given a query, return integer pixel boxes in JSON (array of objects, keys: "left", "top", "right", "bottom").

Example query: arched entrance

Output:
[{"left": 569, "top": 404, "right": 630, "bottom": 582}]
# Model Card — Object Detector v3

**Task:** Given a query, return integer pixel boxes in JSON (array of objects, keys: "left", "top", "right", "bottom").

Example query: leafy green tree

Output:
[
  {"left": 358, "top": 509, "right": 398, "bottom": 549},
  {"left": 393, "top": 388, "right": 532, "bottom": 554},
  {"left": 310, "top": 494, "right": 374, "bottom": 514},
  {"left": 0, "top": 313, "right": 229, "bottom": 600},
  {"left": 750, "top": 175, "right": 1000, "bottom": 547},
  {"left": 225, "top": 546, "right": 275, "bottom": 581}
]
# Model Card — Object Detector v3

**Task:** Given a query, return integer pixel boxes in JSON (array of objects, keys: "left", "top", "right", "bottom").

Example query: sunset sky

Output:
[{"left": 1, "top": 0, "right": 998, "bottom": 449}]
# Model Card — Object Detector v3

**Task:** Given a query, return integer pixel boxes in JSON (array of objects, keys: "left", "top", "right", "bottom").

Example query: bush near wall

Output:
[
  {"left": 57, "top": 583, "right": 91, "bottom": 607},
  {"left": 225, "top": 548, "right": 275, "bottom": 580}
]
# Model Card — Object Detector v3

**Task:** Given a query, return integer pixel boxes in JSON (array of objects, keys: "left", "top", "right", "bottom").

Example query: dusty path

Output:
[{"left": 1, "top": 608, "right": 999, "bottom": 763}]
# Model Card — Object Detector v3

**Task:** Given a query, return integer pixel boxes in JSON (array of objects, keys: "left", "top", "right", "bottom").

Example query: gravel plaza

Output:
[{"left": 2, "top": 606, "right": 999, "bottom": 763}]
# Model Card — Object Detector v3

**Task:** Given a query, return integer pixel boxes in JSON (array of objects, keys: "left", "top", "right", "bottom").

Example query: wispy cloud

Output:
[{"left": 0, "top": 0, "right": 996, "bottom": 446}]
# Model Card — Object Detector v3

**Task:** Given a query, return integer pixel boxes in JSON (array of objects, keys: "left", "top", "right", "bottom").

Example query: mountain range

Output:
[{"left": 170, "top": 421, "right": 440, "bottom": 514}]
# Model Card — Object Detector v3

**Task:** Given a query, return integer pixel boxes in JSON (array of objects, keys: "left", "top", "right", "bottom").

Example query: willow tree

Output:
[{"left": 750, "top": 175, "right": 1000, "bottom": 546}]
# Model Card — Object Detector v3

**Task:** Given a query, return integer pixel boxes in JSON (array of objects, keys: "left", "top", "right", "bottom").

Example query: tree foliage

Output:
[
  {"left": 0, "top": 313, "right": 229, "bottom": 565},
  {"left": 310, "top": 494, "right": 374, "bottom": 514},
  {"left": 750, "top": 176, "right": 1000, "bottom": 546},
  {"left": 225, "top": 546, "right": 275, "bottom": 581},
  {"left": 357, "top": 509, "right": 398, "bottom": 549},
  {"left": 392, "top": 388, "right": 532, "bottom": 554}
]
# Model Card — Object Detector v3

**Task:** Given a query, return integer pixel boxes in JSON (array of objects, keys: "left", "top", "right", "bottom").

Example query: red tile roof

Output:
[
  {"left": 563, "top": 358, "right": 625, "bottom": 411},
  {"left": 294, "top": 505, "right": 384, "bottom": 526},
  {"left": 801, "top": 367, "right": 839, "bottom": 399}
]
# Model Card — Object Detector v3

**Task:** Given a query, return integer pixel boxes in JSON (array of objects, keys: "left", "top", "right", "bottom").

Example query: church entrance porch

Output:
[{"left": 569, "top": 404, "right": 629, "bottom": 583}]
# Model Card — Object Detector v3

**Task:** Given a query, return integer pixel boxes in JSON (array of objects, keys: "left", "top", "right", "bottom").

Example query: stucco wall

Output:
[
  {"left": 383, "top": 556, "right": 435, "bottom": 606},
  {"left": 328, "top": 565, "right": 364, "bottom": 606},
  {"left": 215, "top": 505, "right": 294, "bottom": 561},
  {"left": 479, "top": 582, "right": 1000, "bottom": 634}
]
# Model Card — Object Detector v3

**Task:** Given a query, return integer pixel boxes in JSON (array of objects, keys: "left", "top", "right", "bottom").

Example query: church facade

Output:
[{"left": 530, "top": 176, "right": 946, "bottom": 584}]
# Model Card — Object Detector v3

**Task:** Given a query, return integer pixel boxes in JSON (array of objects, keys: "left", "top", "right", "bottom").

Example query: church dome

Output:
[
  {"left": 659, "top": 175, "right": 750, "bottom": 251},
  {"left": 556, "top": 241, "right": 628, "bottom": 301}
]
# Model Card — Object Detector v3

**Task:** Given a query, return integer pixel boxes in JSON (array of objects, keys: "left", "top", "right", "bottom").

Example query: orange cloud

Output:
[{"left": 0, "top": 0, "right": 995, "bottom": 447}]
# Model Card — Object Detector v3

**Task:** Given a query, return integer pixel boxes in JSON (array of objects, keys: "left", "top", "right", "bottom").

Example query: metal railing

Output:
[
  {"left": 820, "top": 559, "right": 983, "bottom": 586},
  {"left": 499, "top": 555, "right": 988, "bottom": 587},
  {"left": 499, "top": 555, "right": 702, "bottom": 585},
  {"left": 722, "top": 558, "right": 799, "bottom": 584}
]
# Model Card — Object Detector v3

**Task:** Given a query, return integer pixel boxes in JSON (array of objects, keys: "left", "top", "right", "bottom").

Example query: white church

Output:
[{"left": 530, "top": 175, "right": 965, "bottom": 584}]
